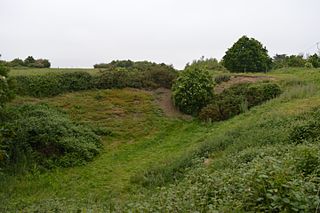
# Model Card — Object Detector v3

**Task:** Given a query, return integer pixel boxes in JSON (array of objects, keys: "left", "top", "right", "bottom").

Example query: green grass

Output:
[
  {"left": 1, "top": 88, "right": 211, "bottom": 211},
  {"left": 2, "top": 68, "right": 320, "bottom": 211},
  {"left": 9, "top": 68, "right": 100, "bottom": 76}
]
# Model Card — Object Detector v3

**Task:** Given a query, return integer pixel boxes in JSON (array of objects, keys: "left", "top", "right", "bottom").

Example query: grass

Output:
[
  {"left": 1, "top": 88, "right": 211, "bottom": 211},
  {"left": 9, "top": 68, "right": 101, "bottom": 76},
  {"left": 2, "top": 67, "right": 320, "bottom": 211}
]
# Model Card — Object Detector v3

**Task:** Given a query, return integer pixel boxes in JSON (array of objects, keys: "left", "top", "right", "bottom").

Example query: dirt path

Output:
[{"left": 154, "top": 88, "right": 192, "bottom": 120}]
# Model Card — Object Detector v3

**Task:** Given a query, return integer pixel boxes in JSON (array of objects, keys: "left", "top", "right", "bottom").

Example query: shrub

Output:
[
  {"left": 223, "top": 36, "right": 272, "bottom": 72},
  {"left": 8, "top": 58, "right": 24, "bottom": 67},
  {"left": 13, "top": 72, "right": 94, "bottom": 97},
  {"left": 185, "top": 56, "right": 225, "bottom": 71},
  {"left": 214, "top": 74, "right": 231, "bottom": 84},
  {"left": 172, "top": 68, "right": 214, "bottom": 115},
  {"left": 289, "top": 109, "right": 320, "bottom": 144},
  {"left": 307, "top": 54, "right": 320, "bottom": 68},
  {"left": 0, "top": 104, "right": 102, "bottom": 172},
  {"left": 94, "top": 60, "right": 177, "bottom": 89},
  {"left": 0, "top": 64, "right": 14, "bottom": 108},
  {"left": 199, "top": 83, "right": 282, "bottom": 121},
  {"left": 305, "top": 62, "right": 314, "bottom": 69}
]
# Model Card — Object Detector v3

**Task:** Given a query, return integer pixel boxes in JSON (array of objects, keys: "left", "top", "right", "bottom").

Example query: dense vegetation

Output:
[
  {"left": 2, "top": 56, "right": 51, "bottom": 68},
  {"left": 12, "top": 61, "right": 177, "bottom": 97},
  {"left": 273, "top": 53, "right": 320, "bottom": 69},
  {"left": 0, "top": 64, "right": 15, "bottom": 107},
  {"left": 0, "top": 104, "right": 102, "bottom": 172},
  {"left": 13, "top": 72, "right": 94, "bottom": 97},
  {"left": 172, "top": 67, "right": 214, "bottom": 115},
  {"left": 1, "top": 42, "right": 320, "bottom": 211},
  {"left": 223, "top": 36, "right": 273, "bottom": 72},
  {"left": 199, "top": 82, "right": 282, "bottom": 121},
  {"left": 185, "top": 56, "right": 225, "bottom": 71}
]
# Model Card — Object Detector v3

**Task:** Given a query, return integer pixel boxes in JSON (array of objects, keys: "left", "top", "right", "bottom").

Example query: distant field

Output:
[{"left": 9, "top": 68, "right": 101, "bottom": 76}]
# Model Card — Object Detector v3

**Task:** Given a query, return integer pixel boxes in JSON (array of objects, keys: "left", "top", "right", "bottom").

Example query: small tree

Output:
[
  {"left": 223, "top": 36, "right": 272, "bottom": 72},
  {"left": 308, "top": 54, "right": 320, "bottom": 68},
  {"left": 24, "top": 56, "right": 36, "bottom": 66},
  {"left": 172, "top": 67, "right": 214, "bottom": 115}
]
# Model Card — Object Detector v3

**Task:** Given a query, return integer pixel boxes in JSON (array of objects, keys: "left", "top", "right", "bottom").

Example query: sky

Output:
[{"left": 1, "top": 0, "right": 320, "bottom": 69}]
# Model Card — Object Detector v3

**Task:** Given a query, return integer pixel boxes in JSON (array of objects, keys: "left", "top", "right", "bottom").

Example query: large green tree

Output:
[{"left": 223, "top": 36, "right": 272, "bottom": 72}]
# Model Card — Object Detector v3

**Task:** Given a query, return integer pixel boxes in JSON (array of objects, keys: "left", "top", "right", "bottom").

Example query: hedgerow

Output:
[
  {"left": 12, "top": 67, "right": 177, "bottom": 97},
  {"left": 13, "top": 72, "right": 95, "bottom": 97},
  {"left": 199, "top": 83, "right": 282, "bottom": 121}
]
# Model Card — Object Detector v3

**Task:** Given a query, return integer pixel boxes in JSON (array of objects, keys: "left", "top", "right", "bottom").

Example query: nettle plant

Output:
[{"left": 172, "top": 67, "right": 214, "bottom": 115}]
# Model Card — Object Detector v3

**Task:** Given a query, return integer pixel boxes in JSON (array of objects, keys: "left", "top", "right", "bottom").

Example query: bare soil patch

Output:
[
  {"left": 214, "top": 75, "right": 276, "bottom": 94},
  {"left": 154, "top": 88, "right": 192, "bottom": 120}
]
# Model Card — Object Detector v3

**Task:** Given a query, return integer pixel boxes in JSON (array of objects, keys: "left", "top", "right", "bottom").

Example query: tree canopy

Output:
[{"left": 223, "top": 36, "right": 272, "bottom": 72}]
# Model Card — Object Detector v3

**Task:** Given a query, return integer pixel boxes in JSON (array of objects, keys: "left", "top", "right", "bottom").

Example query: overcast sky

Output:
[{"left": 1, "top": 0, "right": 319, "bottom": 69}]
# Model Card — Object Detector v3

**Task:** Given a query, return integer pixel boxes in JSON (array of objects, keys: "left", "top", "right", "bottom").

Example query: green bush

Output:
[
  {"left": 214, "top": 74, "right": 231, "bottom": 84},
  {"left": 172, "top": 68, "right": 214, "bottom": 115},
  {"left": 305, "top": 62, "right": 314, "bottom": 69},
  {"left": 13, "top": 72, "right": 94, "bottom": 97},
  {"left": 0, "top": 64, "right": 14, "bottom": 108},
  {"left": 95, "top": 60, "right": 177, "bottom": 89},
  {"left": 289, "top": 109, "right": 320, "bottom": 144},
  {"left": 0, "top": 104, "right": 102, "bottom": 172},
  {"left": 96, "top": 67, "right": 177, "bottom": 90},
  {"left": 199, "top": 83, "right": 282, "bottom": 121},
  {"left": 185, "top": 56, "right": 225, "bottom": 71}
]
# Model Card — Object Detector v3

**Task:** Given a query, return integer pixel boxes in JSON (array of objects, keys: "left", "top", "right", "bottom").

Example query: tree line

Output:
[{"left": 1, "top": 56, "right": 51, "bottom": 68}]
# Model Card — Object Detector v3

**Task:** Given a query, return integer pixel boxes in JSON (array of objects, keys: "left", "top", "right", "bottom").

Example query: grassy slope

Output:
[
  {"left": 2, "top": 68, "right": 320, "bottom": 211},
  {"left": 1, "top": 88, "right": 211, "bottom": 210}
]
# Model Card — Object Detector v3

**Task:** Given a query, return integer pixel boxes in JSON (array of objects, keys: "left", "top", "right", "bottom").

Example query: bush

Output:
[
  {"left": 96, "top": 66, "right": 177, "bottom": 90},
  {"left": 223, "top": 36, "right": 272, "bottom": 72},
  {"left": 185, "top": 56, "right": 225, "bottom": 71},
  {"left": 289, "top": 109, "right": 320, "bottom": 144},
  {"left": 305, "top": 62, "right": 314, "bottom": 69},
  {"left": 199, "top": 83, "right": 282, "bottom": 121},
  {"left": 214, "top": 74, "right": 231, "bottom": 84},
  {"left": 172, "top": 68, "right": 214, "bottom": 115},
  {"left": 95, "top": 60, "right": 177, "bottom": 89},
  {"left": 0, "top": 104, "right": 102, "bottom": 172},
  {"left": 13, "top": 72, "right": 94, "bottom": 97},
  {"left": 0, "top": 64, "right": 14, "bottom": 108}
]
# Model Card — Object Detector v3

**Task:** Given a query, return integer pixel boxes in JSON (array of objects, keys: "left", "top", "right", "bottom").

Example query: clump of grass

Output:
[{"left": 280, "top": 83, "right": 318, "bottom": 101}]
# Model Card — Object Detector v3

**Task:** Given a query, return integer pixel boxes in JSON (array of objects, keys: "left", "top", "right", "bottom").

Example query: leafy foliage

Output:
[
  {"left": 185, "top": 56, "right": 225, "bottom": 71},
  {"left": 272, "top": 54, "right": 320, "bottom": 69},
  {"left": 307, "top": 54, "right": 320, "bottom": 68},
  {"left": 199, "top": 83, "right": 282, "bottom": 121},
  {"left": 0, "top": 64, "right": 14, "bottom": 108},
  {"left": 14, "top": 72, "right": 94, "bottom": 97},
  {"left": 4, "top": 56, "right": 51, "bottom": 68},
  {"left": 223, "top": 36, "right": 272, "bottom": 72},
  {"left": 172, "top": 67, "right": 214, "bottom": 115},
  {"left": 289, "top": 109, "right": 320, "bottom": 144},
  {"left": 0, "top": 104, "right": 102, "bottom": 172}
]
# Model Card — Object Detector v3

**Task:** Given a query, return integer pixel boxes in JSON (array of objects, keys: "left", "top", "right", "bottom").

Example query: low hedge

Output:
[
  {"left": 199, "top": 83, "right": 282, "bottom": 122},
  {"left": 13, "top": 72, "right": 94, "bottom": 97},
  {"left": 12, "top": 68, "right": 177, "bottom": 98}
]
